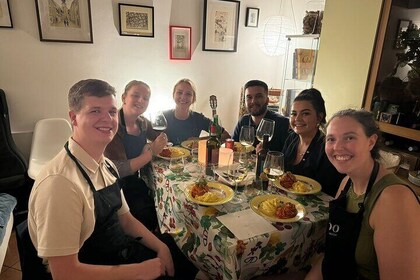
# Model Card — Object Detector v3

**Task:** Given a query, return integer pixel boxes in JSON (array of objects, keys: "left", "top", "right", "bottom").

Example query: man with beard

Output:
[{"left": 233, "top": 80, "right": 290, "bottom": 152}]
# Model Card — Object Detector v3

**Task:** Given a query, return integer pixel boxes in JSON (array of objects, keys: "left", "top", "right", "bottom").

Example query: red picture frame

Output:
[{"left": 169, "top": 26, "right": 191, "bottom": 60}]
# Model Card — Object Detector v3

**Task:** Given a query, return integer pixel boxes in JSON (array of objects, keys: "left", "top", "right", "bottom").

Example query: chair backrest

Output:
[
  {"left": 28, "top": 118, "right": 72, "bottom": 179},
  {"left": 0, "top": 89, "right": 28, "bottom": 192}
]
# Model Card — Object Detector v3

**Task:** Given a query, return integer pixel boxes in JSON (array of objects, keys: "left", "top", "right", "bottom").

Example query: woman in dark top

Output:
[
  {"left": 282, "top": 88, "right": 344, "bottom": 196},
  {"left": 163, "top": 78, "right": 230, "bottom": 145},
  {"left": 105, "top": 80, "right": 167, "bottom": 231}
]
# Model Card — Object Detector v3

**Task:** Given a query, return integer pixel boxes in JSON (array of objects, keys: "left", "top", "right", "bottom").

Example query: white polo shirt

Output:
[{"left": 28, "top": 138, "right": 130, "bottom": 258}]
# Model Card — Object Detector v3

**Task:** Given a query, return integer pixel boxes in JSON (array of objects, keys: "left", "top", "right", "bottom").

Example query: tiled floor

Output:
[{"left": 0, "top": 231, "right": 21, "bottom": 280}]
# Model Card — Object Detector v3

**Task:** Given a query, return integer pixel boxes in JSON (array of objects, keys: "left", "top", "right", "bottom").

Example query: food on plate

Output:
[
  {"left": 259, "top": 197, "right": 298, "bottom": 219},
  {"left": 186, "top": 140, "right": 199, "bottom": 149},
  {"left": 292, "top": 181, "right": 310, "bottom": 193},
  {"left": 279, "top": 172, "right": 297, "bottom": 189},
  {"left": 159, "top": 147, "right": 184, "bottom": 158},
  {"left": 159, "top": 148, "right": 172, "bottom": 157},
  {"left": 190, "top": 177, "right": 210, "bottom": 198},
  {"left": 195, "top": 192, "right": 222, "bottom": 203}
]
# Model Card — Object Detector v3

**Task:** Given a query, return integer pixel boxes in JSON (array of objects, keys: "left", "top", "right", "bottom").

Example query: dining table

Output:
[{"left": 152, "top": 155, "right": 333, "bottom": 280}]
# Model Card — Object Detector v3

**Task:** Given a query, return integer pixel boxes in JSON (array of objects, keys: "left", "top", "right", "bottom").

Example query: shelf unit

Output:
[
  {"left": 363, "top": 0, "right": 420, "bottom": 142},
  {"left": 280, "top": 34, "right": 320, "bottom": 116}
]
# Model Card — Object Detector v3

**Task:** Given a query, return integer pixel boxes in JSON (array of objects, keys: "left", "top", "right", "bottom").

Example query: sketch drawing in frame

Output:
[
  {"left": 35, "top": 0, "right": 93, "bottom": 43},
  {"left": 245, "top": 7, "right": 259, "bottom": 27},
  {"left": 203, "top": 0, "right": 240, "bottom": 52},
  {"left": 119, "top": 3, "right": 154, "bottom": 38},
  {"left": 0, "top": 0, "right": 13, "bottom": 28},
  {"left": 170, "top": 26, "right": 191, "bottom": 60}
]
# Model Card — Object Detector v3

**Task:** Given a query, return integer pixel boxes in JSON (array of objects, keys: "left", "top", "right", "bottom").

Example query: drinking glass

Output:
[
  {"left": 228, "top": 152, "right": 248, "bottom": 204},
  {"left": 169, "top": 157, "right": 185, "bottom": 174},
  {"left": 263, "top": 151, "right": 284, "bottom": 193},
  {"left": 149, "top": 111, "right": 168, "bottom": 132},
  {"left": 185, "top": 148, "right": 203, "bottom": 174},
  {"left": 239, "top": 125, "right": 255, "bottom": 149},
  {"left": 256, "top": 119, "right": 275, "bottom": 142}
]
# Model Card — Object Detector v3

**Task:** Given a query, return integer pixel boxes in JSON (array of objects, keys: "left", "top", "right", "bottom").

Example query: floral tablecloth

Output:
[{"left": 152, "top": 159, "right": 332, "bottom": 280}]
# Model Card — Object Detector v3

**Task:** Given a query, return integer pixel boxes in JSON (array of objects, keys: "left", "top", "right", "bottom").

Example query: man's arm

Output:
[
  {"left": 48, "top": 253, "right": 165, "bottom": 280},
  {"left": 118, "top": 212, "right": 175, "bottom": 276}
]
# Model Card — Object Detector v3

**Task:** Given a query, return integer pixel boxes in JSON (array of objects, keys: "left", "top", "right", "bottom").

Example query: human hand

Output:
[
  {"left": 255, "top": 143, "right": 262, "bottom": 154},
  {"left": 156, "top": 244, "right": 175, "bottom": 277},
  {"left": 136, "top": 258, "right": 166, "bottom": 280},
  {"left": 151, "top": 133, "right": 168, "bottom": 155}
]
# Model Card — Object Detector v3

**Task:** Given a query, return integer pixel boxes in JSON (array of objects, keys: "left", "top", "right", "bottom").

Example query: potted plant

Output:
[{"left": 392, "top": 23, "right": 420, "bottom": 83}]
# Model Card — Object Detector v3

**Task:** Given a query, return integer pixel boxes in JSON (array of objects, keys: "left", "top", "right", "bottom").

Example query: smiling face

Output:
[
  {"left": 325, "top": 116, "right": 378, "bottom": 176},
  {"left": 70, "top": 95, "right": 118, "bottom": 150},
  {"left": 173, "top": 81, "right": 195, "bottom": 110},
  {"left": 290, "top": 100, "right": 321, "bottom": 137},
  {"left": 245, "top": 86, "right": 269, "bottom": 116},
  {"left": 122, "top": 84, "right": 150, "bottom": 117}
]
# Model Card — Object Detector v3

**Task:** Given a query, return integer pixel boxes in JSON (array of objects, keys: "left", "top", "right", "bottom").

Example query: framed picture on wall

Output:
[
  {"left": 0, "top": 0, "right": 13, "bottom": 28},
  {"left": 245, "top": 7, "right": 259, "bottom": 27},
  {"left": 119, "top": 3, "right": 154, "bottom": 38},
  {"left": 394, "top": 19, "right": 411, "bottom": 49},
  {"left": 35, "top": 0, "right": 93, "bottom": 43},
  {"left": 169, "top": 26, "right": 191, "bottom": 60},
  {"left": 203, "top": 0, "right": 240, "bottom": 52}
]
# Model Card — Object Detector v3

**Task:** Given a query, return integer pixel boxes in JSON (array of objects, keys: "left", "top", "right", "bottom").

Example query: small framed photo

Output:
[
  {"left": 119, "top": 3, "right": 154, "bottom": 38},
  {"left": 169, "top": 26, "right": 191, "bottom": 60},
  {"left": 0, "top": 0, "right": 12, "bottom": 28},
  {"left": 34, "top": 0, "right": 93, "bottom": 43},
  {"left": 394, "top": 19, "right": 411, "bottom": 49},
  {"left": 203, "top": 0, "right": 240, "bottom": 52},
  {"left": 245, "top": 7, "right": 259, "bottom": 27}
]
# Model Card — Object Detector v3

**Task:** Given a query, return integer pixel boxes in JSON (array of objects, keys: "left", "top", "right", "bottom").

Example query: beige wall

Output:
[{"left": 314, "top": 0, "right": 383, "bottom": 118}]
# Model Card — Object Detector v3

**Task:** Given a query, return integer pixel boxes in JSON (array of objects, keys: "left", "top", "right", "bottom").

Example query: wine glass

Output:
[
  {"left": 263, "top": 151, "right": 284, "bottom": 193},
  {"left": 169, "top": 156, "right": 185, "bottom": 174},
  {"left": 239, "top": 125, "right": 255, "bottom": 151},
  {"left": 256, "top": 119, "right": 275, "bottom": 142},
  {"left": 227, "top": 152, "right": 248, "bottom": 204},
  {"left": 149, "top": 111, "right": 168, "bottom": 133}
]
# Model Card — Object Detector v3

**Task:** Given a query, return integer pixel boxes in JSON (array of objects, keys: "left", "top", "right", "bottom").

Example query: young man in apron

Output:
[{"left": 28, "top": 79, "right": 197, "bottom": 279}]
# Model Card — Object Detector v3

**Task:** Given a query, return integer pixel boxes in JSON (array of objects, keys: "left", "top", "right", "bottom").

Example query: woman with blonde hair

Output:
[{"left": 163, "top": 78, "right": 230, "bottom": 145}]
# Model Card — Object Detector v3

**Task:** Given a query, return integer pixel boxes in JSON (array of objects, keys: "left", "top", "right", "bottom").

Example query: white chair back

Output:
[{"left": 28, "top": 118, "right": 72, "bottom": 179}]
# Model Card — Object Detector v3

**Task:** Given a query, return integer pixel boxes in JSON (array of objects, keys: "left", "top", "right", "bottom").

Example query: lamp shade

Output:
[{"left": 258, "top": 16, "right": 295, "bottom": 56}]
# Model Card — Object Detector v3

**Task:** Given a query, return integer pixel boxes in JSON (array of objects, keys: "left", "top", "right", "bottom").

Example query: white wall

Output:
[{"left": 1, "top": 0, "right": 310, "bottom": 160}]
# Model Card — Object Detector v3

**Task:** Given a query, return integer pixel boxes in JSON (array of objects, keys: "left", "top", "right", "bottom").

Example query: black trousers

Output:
[{"left": 121, "top": 174, "right": 159, "bottom": 232}]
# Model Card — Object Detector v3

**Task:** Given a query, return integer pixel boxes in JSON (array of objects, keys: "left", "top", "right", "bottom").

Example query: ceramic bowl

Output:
[{"left": 408, "top": 171, "right": 420, "bottom": 186}]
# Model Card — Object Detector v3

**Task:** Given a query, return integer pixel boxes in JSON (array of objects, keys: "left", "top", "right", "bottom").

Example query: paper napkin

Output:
[{"left": 217, "top": 208, "right": 277, "bottom": 240}]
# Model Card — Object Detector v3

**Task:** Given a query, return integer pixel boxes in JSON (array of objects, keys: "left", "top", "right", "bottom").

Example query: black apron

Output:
[
  {"left": 65, "top": 142, "right": 157, "bottom": 265},
  {"left": 322, "top": 161, "right": 379, "bottom": 280}
]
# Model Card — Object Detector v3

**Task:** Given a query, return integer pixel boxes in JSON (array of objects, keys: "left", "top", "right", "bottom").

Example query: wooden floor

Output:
[{"left": 0, "top": 231, "right": 21, "bottom": 280}]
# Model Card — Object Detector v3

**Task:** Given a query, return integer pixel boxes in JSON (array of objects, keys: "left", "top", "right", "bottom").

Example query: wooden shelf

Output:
[{"left": 377, "top": 122, "right": 420, "bottom": 141}]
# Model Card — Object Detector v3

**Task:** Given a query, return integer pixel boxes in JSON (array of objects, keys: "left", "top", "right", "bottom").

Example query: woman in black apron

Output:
[
  {"left": 305, "top": 109, "right": 420, "bottom": 280},
  {"left": 105, "top": 81, "right": 167, "bottom": 232}
]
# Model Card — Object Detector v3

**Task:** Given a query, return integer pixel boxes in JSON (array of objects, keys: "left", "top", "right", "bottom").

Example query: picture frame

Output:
[
  {"left": 203, "top": 0, "right": 240, "bottom": 52},
  {"left": 34, "top": 0, "right": 93, "bottom": 43},
  {"left": 394, "top": 19, "right": 411, "bottom": 49},
  {"left": 119, "top": 3, "right": 154, "bottom": 38},
  {"left": 169, "top": 26, "right": 191, "bottom": 60},
  {"left": 0, "top": 0, "right": 12, "bottom": 28},
  {"left": 245, "top": 7, "right": 259, "bottom": 27}
]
